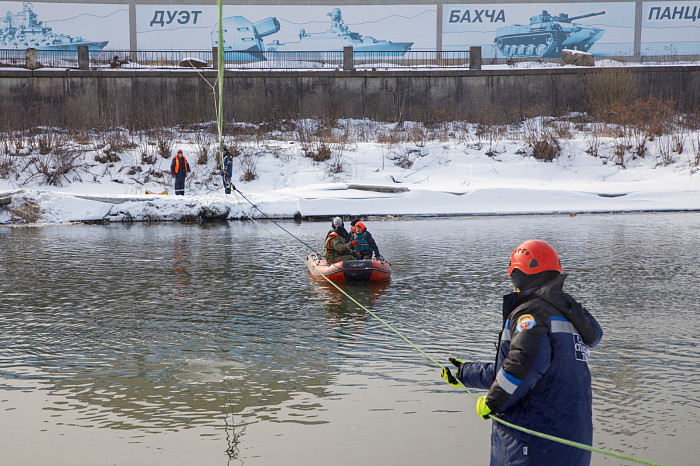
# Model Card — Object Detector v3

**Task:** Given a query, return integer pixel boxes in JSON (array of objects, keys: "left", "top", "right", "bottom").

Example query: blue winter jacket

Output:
[
  {"left": 457, "top": 274, "right": 602, "bottom": 465},
  {"left": 351, "top": 230, "right": 380, "bottom": 258}
]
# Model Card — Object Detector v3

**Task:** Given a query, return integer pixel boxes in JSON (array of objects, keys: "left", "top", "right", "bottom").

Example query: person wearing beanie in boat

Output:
[
  {"left": 330, "top": 216, "right": 351, "bottom": 242},
  {"left": 350, "top": 221, "right": 382, "bottom": 260},
  {"left": 441, "top": 239, "right": 603, "bottom": 466},
  {"left": 170, "top": 149, "right": 191, "bottom": 196},
  {"left": 324, "top": 229, "right": 357, "bottom": 264}
]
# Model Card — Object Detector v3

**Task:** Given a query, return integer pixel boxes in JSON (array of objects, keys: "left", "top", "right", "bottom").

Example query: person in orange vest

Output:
[
  {"left": 324, "top": 231, "right": 357, "bottom": 264},
  {"left": 170, "top": 149, "right": 191, "bottom": 195}
]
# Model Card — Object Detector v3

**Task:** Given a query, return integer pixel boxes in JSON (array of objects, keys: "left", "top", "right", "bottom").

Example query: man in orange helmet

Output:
[
  {"left": 442, "top": 239, "right": 602, "bottom": 465},
  {"left": 350, "top": 221, "right": 381, "bottom": 260},
  {"left": 170, "top": 149, "right": 191, "bottom": 195}
]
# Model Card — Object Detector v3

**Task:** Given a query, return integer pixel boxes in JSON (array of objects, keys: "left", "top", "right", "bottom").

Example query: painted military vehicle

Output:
[
  {"left": 494, "top": 10, "right": 605, "bottom": 58},
  {"left": 1, "top": 2, "right": 108, "bottom": 51},
  {"left": 212, "top": 16, "right": 280, "bottom": 61},
  {"left": 265, "top": 8, "right": 413, "bottom": 57}
]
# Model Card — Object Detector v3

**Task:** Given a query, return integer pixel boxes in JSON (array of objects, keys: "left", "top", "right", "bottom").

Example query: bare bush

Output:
[
  {"left": 585, "top": 67, "right": 638, "bottom": 121},
  {"left": 97, "top": 130, "right": 138, "bottom": 154},
  {"left": 193, "top": 129, "right": 214, "bottom": 165},
  {"left": 138, "top": 134, "right": 158, "bottom": 165},
  {"left": 0, "top": 152, "right": 13, "bottom": 179},
  {"left": 239, "top": 151, "right": 260, "bottom": 182},
  {"left": 141, "top": 151, "right": 158, "bottom": 165},
  {"left": 376, "top": 125, "right": 407, "bottom": 147},
  {"left": 585, "top": 124, "right": 603, "bottom": 158},
  {"left": 94, "top": 147, "right": 121, "bottom": 164},
  {"left": 325, "top": 143, "right": 348, "bottom": 176},
  {"left": 671, "top": 126, "right": 686, "bottom": 154},
  {"left": 689, "top": 131, "right": 700, "bottom": 172},
  {"left": 475, "top": 117, "right": 505, "bottom": 155},
  {"left": 654, "top": 135, "right": 676, "bottom": 166},
  {"left": 387, "top": 145, "right": 423, "bottom": 169},
  {"left": 407, "top": 124, "right": 428, "bottom": 148},
  {"left": 155, "top": 129, "right": 175, "bottom": 158},
  {"left": 34, "top": 127, "right": 68, "bottom": 155},
  {"left": 24, "top": 149, "right": 87, "bottom": 186},
  {"left": 303, "top": 142, "right": 332, "bottom": 162},
  {"left": 522, "top": 118, "right": 560, "bottom": 162}
]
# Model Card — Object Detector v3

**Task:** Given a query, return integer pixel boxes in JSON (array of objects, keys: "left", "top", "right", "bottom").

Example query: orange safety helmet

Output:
[
  {"left": 355, "top": 221, "right": 366, "bottom": 232},
  {"left": 508, "top": 239, "right": 562, "bottom": 276}
]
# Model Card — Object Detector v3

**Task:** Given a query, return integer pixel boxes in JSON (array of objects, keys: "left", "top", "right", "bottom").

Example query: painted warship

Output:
[
  {"left": 212, "top": 16, "right": 280, "bottom": 61},
  {"left": 1, "top": 2, "right": 108, "bottom": 51},
  {"left": 494, "top": 10, "right": 605, "bottom": 58},
  {"left": 265, "top": 8, "right": 413, "bottom": 56}
]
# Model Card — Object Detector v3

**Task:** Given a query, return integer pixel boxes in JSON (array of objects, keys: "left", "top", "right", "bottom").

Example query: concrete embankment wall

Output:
[{"left": 1, "top": 66, "right": 698, "bottom": 129}]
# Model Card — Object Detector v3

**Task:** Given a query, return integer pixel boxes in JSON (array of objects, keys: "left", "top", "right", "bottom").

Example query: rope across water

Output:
[{"left": 228, "top": 188, "right": 667, "bottom": 466}]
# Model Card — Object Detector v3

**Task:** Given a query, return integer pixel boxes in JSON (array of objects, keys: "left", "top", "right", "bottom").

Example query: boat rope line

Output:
[
  {"left": 228, "top": 187, "right": 666, "bottom": 466},
  {"left": 231, "top": 187, "right": 321, "bottom": 256}
]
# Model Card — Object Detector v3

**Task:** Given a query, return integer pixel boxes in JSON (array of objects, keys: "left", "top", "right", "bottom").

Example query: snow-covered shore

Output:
[{"left": 1, "top": 117, "right": 699, "bottom": 225}]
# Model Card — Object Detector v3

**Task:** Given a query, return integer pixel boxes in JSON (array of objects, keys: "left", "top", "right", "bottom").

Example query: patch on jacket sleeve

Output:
[
  {"left": 574, "top": 334, "right": 590, "bottom": 362},
  {"left": 515, "top": 314, "right": 536, "bottom": 332}
]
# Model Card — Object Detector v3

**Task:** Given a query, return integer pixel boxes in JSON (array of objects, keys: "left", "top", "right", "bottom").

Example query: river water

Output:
[{"left": 1, "top": 213, "right": 699, "bottom": 465}]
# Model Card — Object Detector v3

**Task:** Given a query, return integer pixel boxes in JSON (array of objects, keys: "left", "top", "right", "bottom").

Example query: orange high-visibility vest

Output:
[
  {"left": 174, "top": 154, "right": 187, "bottom": 174},
  {"left": 324, "top": 231, "right": 338, "bottom": 256}
]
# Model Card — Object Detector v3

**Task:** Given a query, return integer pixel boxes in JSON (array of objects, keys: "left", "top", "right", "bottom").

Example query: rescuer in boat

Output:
[
  {"left": 324, "top": 230, "right": 358, "bottom": 264},
  {"left": 170, "top": 149, "right": 191, "bottom": 195},
  {"left": 350, "top": 221, "right": 382, "bottom": 260},
  {"left": 441, "top": 239, "right": 603, "bottom": 465},
  {"left": 331, "top": 216, "right": 351, "bottom": 242}
]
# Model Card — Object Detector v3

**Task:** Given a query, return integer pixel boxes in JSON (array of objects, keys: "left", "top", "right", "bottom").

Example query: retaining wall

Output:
[{"left": 1, "top": 66, "right": 698, "bottom": 129}]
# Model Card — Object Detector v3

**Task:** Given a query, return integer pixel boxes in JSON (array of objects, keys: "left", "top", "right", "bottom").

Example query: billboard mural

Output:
[
  {"left": 0, "top": 1, "right": 129, "bottom": 50},
  {"left": 642, "top": 2, "right": 700, "bottom": 55},
  {"left": 442, "top": 3, "right": 635, "bottom": 58},
  {"left": 136, "top": 4, "right": 436, "bottom": 55}
]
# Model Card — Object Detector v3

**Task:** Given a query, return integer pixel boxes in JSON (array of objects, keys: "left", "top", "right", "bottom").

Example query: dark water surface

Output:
[{"left": 1, "top": 213, "right": 699, "bottom": 465}]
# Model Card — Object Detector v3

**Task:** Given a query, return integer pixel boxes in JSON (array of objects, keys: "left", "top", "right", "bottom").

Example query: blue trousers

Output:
[{"left": 174, "top": 176, "right": 186, "bottom": 195}]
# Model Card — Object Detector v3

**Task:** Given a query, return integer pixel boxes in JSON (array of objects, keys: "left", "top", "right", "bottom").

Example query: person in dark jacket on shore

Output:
[
  {"left": 170, "top": 149, "right": 191, "bottom": 195},
  {"left": 350, "top": 221, "right": 381, "bottom": 259},
  {"left": 221, "top": 147, "right": 234, "bottom": 194},
  {"left": 331, "top": 216, "right": 351, "bottom": 242},
  {"left": 441, "top": 239, "right": 603, "bottom": 466}
]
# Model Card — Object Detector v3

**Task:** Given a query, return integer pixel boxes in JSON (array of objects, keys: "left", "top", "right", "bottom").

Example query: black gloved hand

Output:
[
  {"left": 449, "top": 357, "right": 464, "bottom": 369},
  {"left": 441, "top": 367, "right": 460, "bottom": 387}
]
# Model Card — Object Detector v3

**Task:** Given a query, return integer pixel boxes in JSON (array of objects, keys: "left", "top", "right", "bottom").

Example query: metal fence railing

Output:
[{"left": 0, "top": 49, "right": 474, "bottom": 71}]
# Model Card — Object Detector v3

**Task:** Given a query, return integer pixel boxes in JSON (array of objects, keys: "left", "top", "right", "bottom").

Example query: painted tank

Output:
[
  {"left": 212, "top": 16, "right": 280, "bottom": 61},
  {"left": 494, "top": 10, "right": 605, "bottom": 59},
  {"left": 0, "top": 2, "right": 108, "bottom": 51},
  {"left": 265, "top": 8, "right": 413, "bottom": 57}
]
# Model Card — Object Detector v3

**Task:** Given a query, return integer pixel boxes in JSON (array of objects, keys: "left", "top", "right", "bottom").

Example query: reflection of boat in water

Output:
[
  {"left": 494, "top": 10, "right": 605, "bottom": 58},
  {"left": 265, "top": 8, "right": 413, "bottom": 57},
  {"left": 307, "top": 253, "right": 391, "bottom": 283},
  {"left": 0, "top": 2, "right": 108, "bottom": 51},
  {"left": 212, "top": 15, "right": 280, "bottom": 61},
  {"left": 314, "top": 279, "right": 390, "bottom": 317}
]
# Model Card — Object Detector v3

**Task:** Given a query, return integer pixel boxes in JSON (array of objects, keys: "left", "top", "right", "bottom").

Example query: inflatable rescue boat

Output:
[{"left": 306, "top": 253, "right": 391, "bottom": 283}]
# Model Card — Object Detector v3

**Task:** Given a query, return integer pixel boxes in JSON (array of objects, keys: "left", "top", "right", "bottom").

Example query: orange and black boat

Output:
[{"left": 306, "top": 253, "right": 391, "bottom": 283}]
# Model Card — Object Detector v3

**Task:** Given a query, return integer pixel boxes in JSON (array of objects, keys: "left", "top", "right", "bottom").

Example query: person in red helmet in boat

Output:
[
  {"left": 324, "top": 230, "right": 357, "bottom": 264},
  {"left": 441, "top": 239, "right": 603, "bottom": 466},
  {"left": 350, "top": 221, "right": 382, "bottom": 260}
]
